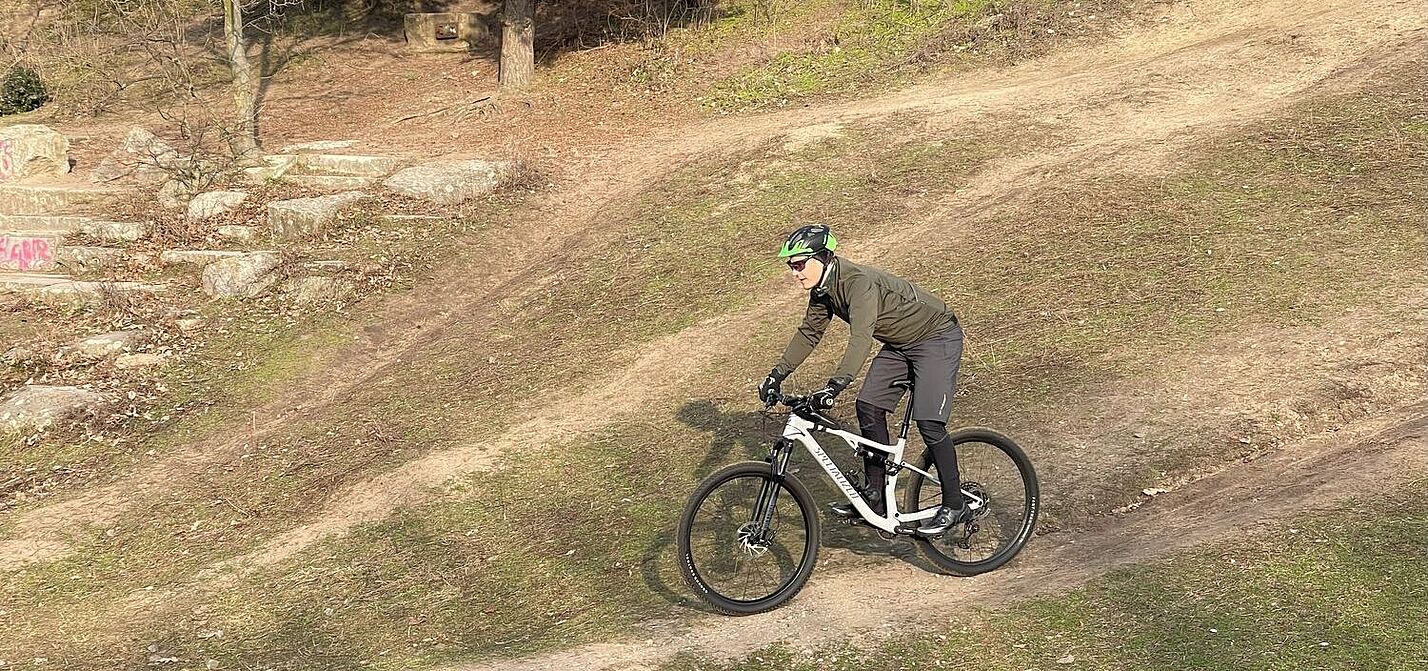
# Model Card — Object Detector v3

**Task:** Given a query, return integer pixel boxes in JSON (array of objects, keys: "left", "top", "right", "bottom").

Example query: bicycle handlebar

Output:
[{"left": 769, "top": 392, "right": 843, "bottom": 431}]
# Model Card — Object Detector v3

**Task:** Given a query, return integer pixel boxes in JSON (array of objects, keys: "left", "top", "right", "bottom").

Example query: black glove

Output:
[
  {"left": 810, "top": 375, "right": 852, "bottom": 410},
  {"left": 759, "top": 368, "right": 788, "bottom": 406}
]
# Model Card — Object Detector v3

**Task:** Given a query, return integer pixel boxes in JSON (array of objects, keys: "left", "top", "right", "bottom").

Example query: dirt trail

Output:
[
  {"left": 203, "top": 0, "right": 1427, "bottom": 571},
  {"left": 455, "top": 403, "right": 1427, "bottom": 671}
]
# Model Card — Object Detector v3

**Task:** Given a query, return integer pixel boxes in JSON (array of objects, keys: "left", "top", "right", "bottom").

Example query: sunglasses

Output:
[{"left": 787, "top": 257, "right": 815, "bottom": 272}]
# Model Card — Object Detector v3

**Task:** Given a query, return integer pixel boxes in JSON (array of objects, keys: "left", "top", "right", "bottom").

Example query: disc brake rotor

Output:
[
  {"left": 963, "top": 481, "right": 991, "bottom": 521},
  {"left": 735, "top": 521, "right": 772, "bottom": 558}
]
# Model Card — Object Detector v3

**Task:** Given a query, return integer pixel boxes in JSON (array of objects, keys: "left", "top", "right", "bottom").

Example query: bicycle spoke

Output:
[
  {"left": 685, "top": 472, "right": 810, "bottom": 605},
  {"left": 911, "top": 436, "right": 1033, "bottom": 568}
]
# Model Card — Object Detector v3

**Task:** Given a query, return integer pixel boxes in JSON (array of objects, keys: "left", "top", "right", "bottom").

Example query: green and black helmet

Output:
[{"left": 778, "top": 224, "right": 838, "bottom": 259}]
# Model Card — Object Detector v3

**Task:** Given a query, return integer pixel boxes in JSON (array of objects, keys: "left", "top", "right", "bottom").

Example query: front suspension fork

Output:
[{"left": 751, "top": 439, "right": 794, "bottom": 536}]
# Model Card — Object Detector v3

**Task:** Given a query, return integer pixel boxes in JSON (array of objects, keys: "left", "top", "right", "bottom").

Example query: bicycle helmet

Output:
[{"left": 777, "top": 224, "right": 838, "bottom": 259}]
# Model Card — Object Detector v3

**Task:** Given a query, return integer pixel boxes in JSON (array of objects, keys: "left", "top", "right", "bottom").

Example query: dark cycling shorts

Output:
[{"left": 855, "top": 323, "right": 964, "bottom": 423}]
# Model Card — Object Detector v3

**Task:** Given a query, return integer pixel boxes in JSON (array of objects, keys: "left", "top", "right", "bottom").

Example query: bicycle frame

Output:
[
  {"left": 756, "top": 391, "right": 987, "bottom": 535},
  {"left": 780, "top": 412, "right": 943, "bottom": 533}
]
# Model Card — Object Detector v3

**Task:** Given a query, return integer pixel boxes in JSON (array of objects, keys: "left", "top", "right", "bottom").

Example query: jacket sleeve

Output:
[
  {"left": 776, "top": 297, "right": 832, "bottom": 376},
  {"left": 834, "top": 274, "right": 878, "bottom": 381}
]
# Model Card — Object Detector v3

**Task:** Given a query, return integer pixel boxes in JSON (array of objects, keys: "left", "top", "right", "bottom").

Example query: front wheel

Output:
[
  {"left": 903, "top": 427, "right": 1039, "bottom": 576},
  {"left": 677, "top": 461, "right": 821, "bottom": 615}
]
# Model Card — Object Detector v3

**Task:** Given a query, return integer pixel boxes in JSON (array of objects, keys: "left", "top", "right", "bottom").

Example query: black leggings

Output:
[{"left": 856, "top": 401, "right": 963, "bottom": 508}]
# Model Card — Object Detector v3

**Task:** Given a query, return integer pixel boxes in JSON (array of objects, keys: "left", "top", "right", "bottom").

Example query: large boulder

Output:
[
  {"left": 242, "top": 154, "right": 299, "bottom": 184},
  {"left": 187, "top": 190, "right": 249, "bottom": 221},
  {"left": 67, "top": 330, "right": 149, "bottom": 361},
  {"left": 382, "top": 160, "right": 509, "bottom": 205},
  {"left": 0, "top": 385, "right": 104, "bottom": 434},
  {"left": 90, "top": 127, "right": 179, "bottom": 185},
  {"left": 201, "top": 251, "right": 281, "bottom": 298},
  {"left": 0, "top": 125, "right": 71, "bottom": 183},
  {"left": 267, "top": 191, "right": 369, "bottom": 239}
]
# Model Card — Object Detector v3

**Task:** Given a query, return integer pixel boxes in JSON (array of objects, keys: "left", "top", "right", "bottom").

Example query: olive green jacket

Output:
[{"left": 776, "top": 257, "right": 956, "bottom": 381}]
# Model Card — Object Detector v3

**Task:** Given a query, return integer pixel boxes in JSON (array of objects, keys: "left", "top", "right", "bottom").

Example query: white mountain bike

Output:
[{"left": 677, "top": 380, "right": 1040, "bottom": 615}]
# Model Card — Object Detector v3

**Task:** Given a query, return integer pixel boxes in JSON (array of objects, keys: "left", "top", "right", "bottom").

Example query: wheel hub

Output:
[
  {"left": 963, "top": 481, "right": 991, "bottom": 521},
  {"left": 735, "top": 522, "right": 772, "bottom": 558}
]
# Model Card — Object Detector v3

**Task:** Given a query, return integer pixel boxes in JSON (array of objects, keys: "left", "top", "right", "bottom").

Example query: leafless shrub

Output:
[
  {"left": 919, "top": 0, "right": 1138, "bottom": 66},
  {"left": 539, "top": 0, "right": 718, "bottom": 52},
  {"left": 92, "top": 281, "right": 140, "bottom": 323},
  {"left": 497, "top": 150, "right": 545, "bottom": 193},
  {"left": 748, "top": 0, "right": 795, "bottom": 25}
]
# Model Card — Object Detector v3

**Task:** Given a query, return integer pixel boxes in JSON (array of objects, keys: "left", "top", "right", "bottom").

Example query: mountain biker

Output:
[{"left": 758, "top": 224, "right": 971, "bottom": 537}]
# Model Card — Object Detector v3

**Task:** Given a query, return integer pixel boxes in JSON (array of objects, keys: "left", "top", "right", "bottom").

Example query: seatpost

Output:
[{"left": 897, "top": 382, "right": 916, "bottom": 440}]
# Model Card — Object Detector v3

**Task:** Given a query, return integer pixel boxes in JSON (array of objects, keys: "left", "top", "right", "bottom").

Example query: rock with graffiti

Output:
[
  {"left": 1, "top": 234, "right": 57, "bottom": 271},
  {"left": 0, "top": 124, "right": 72, "bottom": 182}
]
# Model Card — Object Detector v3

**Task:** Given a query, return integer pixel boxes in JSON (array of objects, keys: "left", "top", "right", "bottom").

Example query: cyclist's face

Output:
[{"left": 787, "top": 255, "right": 824, "bottom": 290}]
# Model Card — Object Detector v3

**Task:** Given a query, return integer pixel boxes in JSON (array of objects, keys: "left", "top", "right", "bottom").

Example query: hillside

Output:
[{"left": 0, "top": 0, "right": 1424, "bottom": 669}]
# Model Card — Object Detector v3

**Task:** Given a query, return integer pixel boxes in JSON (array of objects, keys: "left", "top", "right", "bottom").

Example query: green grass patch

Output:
[
  {"left": 669, "top": 484, "right": 1428, "bottom": 671},
  {"left": 705, "top": 0, "right": 1151, "bottom": 111}
]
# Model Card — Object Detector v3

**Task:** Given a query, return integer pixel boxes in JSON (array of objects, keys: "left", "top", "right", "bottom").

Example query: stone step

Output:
[
  {"left": 159, "top": 249, "right": 250, "bottom": 268},
  {"left": 242, "top": 154, "right": 300, "bottom": 184},
  {"left": 378, "top": 214, "right": 453, "bottom": 224},
  {"left": 0, "top": 215, "right": 148, "bottom": 242},
  {"left": 293, "top": 154, "right": 401, "bottom": 177},
  {"left": 0, "top": 231, "right": 64, "bottom": 271},
  {"left": 2, "top": 227, "right": 138, "bottom": 271},
  {"left": 279, "top": 140, "right": 358, "bottom": 153},
  {"left": 54, "top": 246, "right": 129, "bottom": 270},
  {"left": 0, "top": 272, "right": 163, "bottom": 301},
  {"left": 0, "top": 183, "right": 115, "bottom": 215},
  {"left": 281, "top": 174, "right": 379, "bottom": 191},
  {"left": 0, "top": 214, "right": 94, "bottom": 232}
]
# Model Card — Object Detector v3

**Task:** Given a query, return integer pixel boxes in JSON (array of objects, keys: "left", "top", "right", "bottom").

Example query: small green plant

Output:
[{"left": 0, "top": 65, "right": 50, "bottom": 115}]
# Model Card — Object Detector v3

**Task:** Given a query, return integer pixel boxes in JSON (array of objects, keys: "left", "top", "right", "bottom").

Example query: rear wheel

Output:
[
  {"left": 903, "top": 427, "right": 1039, "bottom": 576},
  {"left": 677, "top": 461, "right": 821, "bottom": 615}
]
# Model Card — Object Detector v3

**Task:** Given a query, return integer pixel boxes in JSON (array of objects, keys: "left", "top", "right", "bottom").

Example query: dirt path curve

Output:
[
  {"left": 209, "top": 0, "right": 1426, "bottom": 570},
  {"left": 2, "top": 0, "right": 1421, "bottom": 571},
  {"left": 453, "top": 404, "right": 1427, "bottom": 671}
]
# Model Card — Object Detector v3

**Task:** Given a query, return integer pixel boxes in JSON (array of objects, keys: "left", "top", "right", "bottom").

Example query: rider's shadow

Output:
[
  {"left": 639, "top": 400, "right": 939, "bottom": 610},
  {"left": 639, "top": 399, "right": 772, "bottom": 612}
]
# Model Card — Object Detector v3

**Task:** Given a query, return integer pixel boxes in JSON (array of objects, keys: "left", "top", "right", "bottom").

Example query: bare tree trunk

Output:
[
  {"left": 499, "top": 0, "right": 535, "bottom": 89},
  {"left": 223, "top": 0, "right": 259, "bottom": 154}
]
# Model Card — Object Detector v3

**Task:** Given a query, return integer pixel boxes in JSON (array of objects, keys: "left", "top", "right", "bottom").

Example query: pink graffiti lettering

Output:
[
  {"left": 1, "top": 235, "right": 54, "bottom": 271},
  {"left": 0, "top": 138, "right": 13, "bottom": 180}
]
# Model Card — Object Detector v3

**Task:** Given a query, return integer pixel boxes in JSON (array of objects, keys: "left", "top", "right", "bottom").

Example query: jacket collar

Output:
[{"left": 813, "top": 256, "right": 838, "bottom": 297}]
